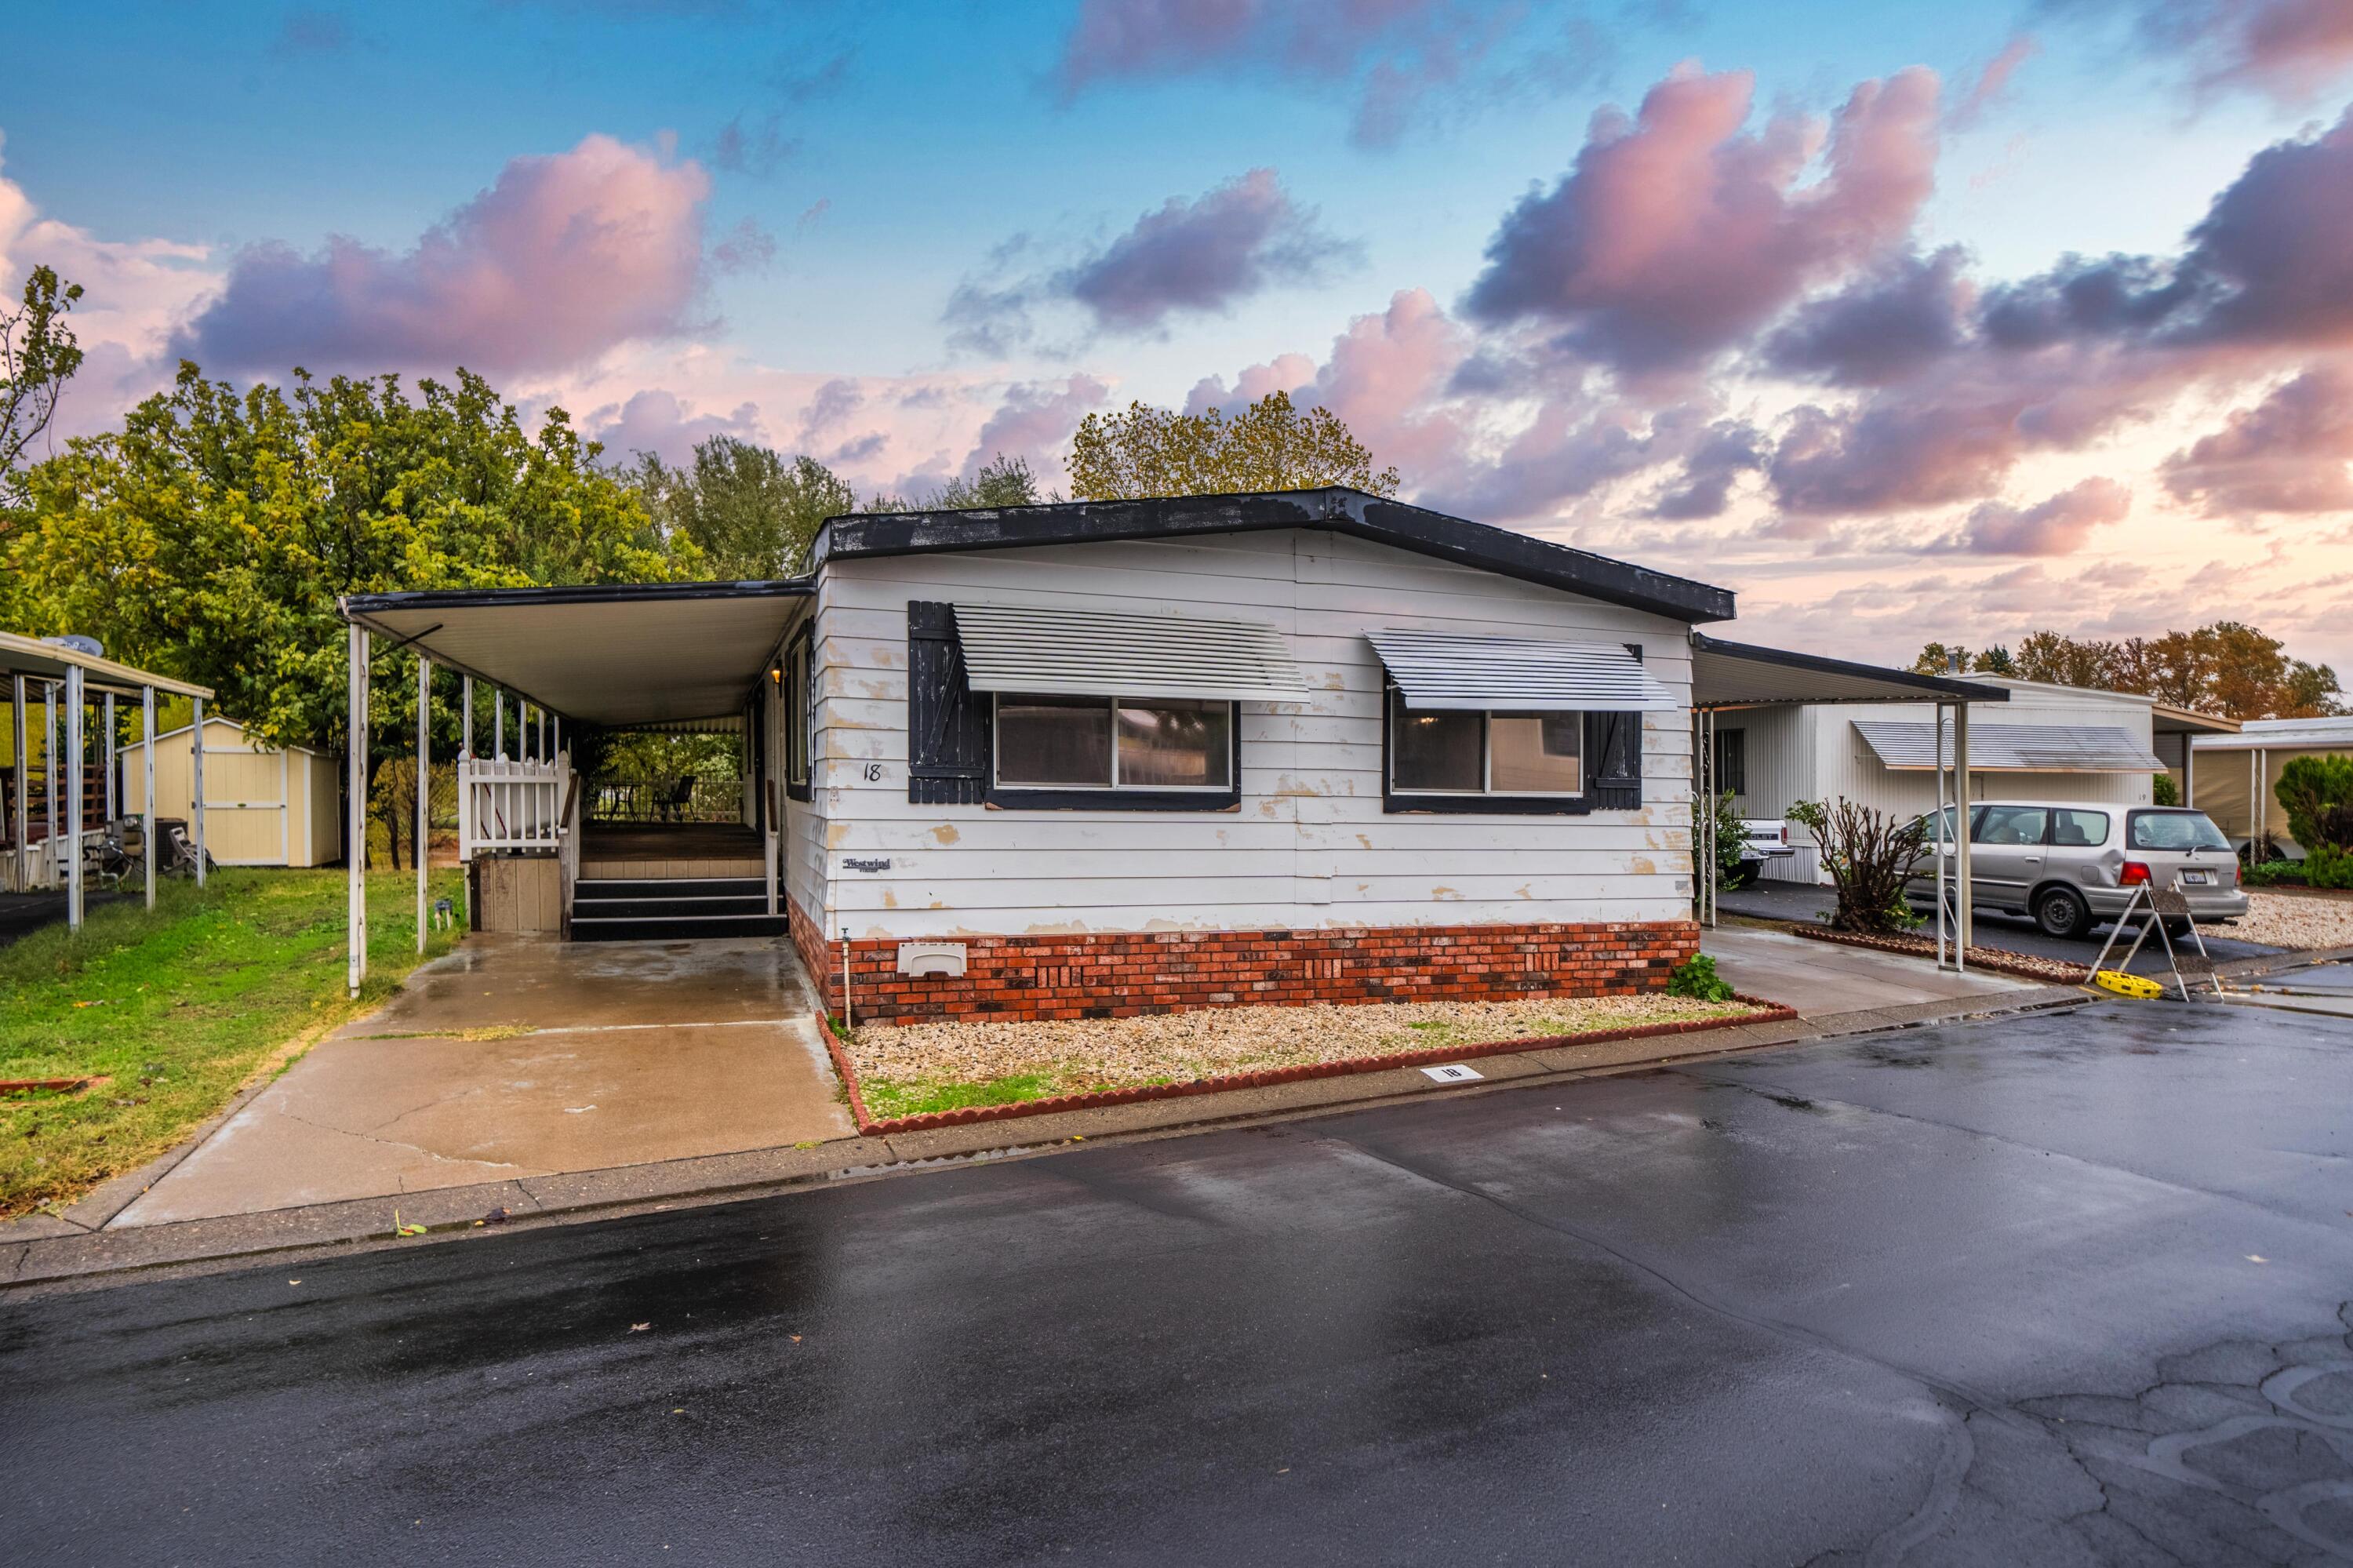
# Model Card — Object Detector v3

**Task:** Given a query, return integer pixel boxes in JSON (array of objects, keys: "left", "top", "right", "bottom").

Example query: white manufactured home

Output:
[
  {"left": 340, "top": 489, "right": 2015, "bottom": 1020},
  {"left": 1715, "top": 678, "right": 2227, "bottom": 885}
]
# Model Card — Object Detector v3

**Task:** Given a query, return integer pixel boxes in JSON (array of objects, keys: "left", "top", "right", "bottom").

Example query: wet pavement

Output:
[
  {"left": 1720, "top": 879, "right": 2286, "bottom": 971},
  {"left": 8, "top": 999, "right": 2352, "bottom": 1565},
  {"left": 108, "top": 935, "right": 853, "bottom": 1226}
]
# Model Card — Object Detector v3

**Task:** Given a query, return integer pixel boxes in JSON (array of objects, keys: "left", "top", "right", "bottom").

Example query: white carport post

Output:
[
  {"left": 103, "top": 693, "right": 115, "bottom": 822},
  {"left": 190, "top": 695, "right": 206, "bottom": 888},
  {"left": 43, "top": 680, "right": 57, "bottom": 878},
  {"left": 417, "top": 655, "right": 431, "bottom": 955},
  {"left": 1933, "top": 702, "right": 1950, "bottom": 970},
  {"left": 64, "top": 665, "right": 84, "bottom": 931},
  {"left": 347, "top": 624, "right": 369, "bottom": 998},
  {"left": 10, "top": 675, "right": 26, "bottom": 893},
  {"left": 461, "top": 675, "right": 474, "bottom": 760},
  {"left": 494, "top": 689, "right": 506, "bottom": 760},
  {"left": 141, "top": 684, "right": 156, "bottom": 910},
  {"left": 1953, "top": 700, "right": 1973, "bottom": 966}
]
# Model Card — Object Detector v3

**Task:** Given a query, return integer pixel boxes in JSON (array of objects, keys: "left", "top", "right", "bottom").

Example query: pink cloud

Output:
[
  {"left": 957, "top": 373, "right": 1111, "bottom": 485},
  {"left": 584, "top": 387, "right": 765, "bottom": 464},
  {"left": 1463, "top": 63, "right": 1941, "bottom": 378},
  {"left": 1950, "top": 475, "right": 2133, "bottom": 555},
  {"left": 2086, "top": 0, "right": 2353, "bottom": 104},
  {"left": 172, "top": 134, "right": 712, "bottom": 377},
  {"left": 2162, "top": 364, "right": 2353, "bottom": 515}
]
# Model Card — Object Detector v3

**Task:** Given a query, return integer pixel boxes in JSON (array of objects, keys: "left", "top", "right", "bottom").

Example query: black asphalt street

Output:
[{"left": 9, "top": 1000, "right": 2353, "bottom": 1565}]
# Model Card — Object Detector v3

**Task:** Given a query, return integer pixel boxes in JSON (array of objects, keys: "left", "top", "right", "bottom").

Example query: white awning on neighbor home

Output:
[
  {"left": 951, "top": 602, "right": 1311, "bottom": 703},
  {"left": 1855, "top": 720, "right": 2164, "bottom": 773},
  {"left": 1367, "top": 629, "right": 1675, "bottom": 711},
  {"left": 1689, "top": 633, "right": 2009, "bottom": 708}
]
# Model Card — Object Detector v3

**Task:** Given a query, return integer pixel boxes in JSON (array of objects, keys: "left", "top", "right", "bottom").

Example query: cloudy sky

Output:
[{"left": 8, "top": 0, "right": 2353, "bottom": 671}]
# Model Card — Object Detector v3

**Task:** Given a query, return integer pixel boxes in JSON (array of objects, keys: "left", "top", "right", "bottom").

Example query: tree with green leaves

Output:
[
  {"left": 1911, "top": 624, "right": 2340, "bottom": 719},
  {"left": 929, "top": 451, "right": 1047, "bottom": 510},
  {"left": 629, "top": 436, "right": 856, "bottom": 578},
  {"left": 1066, "top": 390, "right": 1400, "bottom": 502},
  {"left": 8, "top": 362, "right": 687, "bottom": 865},
  {"left": 2, "top": 265, "right": 83, "bottom": 528}
]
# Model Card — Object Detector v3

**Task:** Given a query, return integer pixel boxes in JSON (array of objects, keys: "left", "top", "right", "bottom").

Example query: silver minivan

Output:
[{"left": 1904, "top": 801, "right": 2249, "bottom": 938}]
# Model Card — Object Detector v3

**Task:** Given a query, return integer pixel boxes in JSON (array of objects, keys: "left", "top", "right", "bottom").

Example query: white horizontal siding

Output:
[{"left": 809, "top": 529, "right": 1697, "bottom": 939}]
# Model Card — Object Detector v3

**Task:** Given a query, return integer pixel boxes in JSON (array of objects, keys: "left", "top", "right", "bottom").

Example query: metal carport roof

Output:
[
  {"left": 0, "top": 631, "right": 213, "bottom": 701},
  {"left": 338, "top": 580, "right": 810, "bottom": 727},
  {"left": 1690, "top": 633, "right": 2010, "bottom": 708}
]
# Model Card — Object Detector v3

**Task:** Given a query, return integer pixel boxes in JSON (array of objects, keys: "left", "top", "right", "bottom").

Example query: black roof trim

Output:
[
  {"left": 339, "top": 578, "right": 813, "bottom": 617},
  {"left": 814, "top": 488, "right": 1736, "bottom": 624},
  {"left": 1692, "top": 632, "right": 2013, "bottom": 702}
]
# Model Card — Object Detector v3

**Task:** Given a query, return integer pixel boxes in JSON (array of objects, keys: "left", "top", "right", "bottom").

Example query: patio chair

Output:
[{"left": 659, "top": 776, "right": 696, "bottom": 822}]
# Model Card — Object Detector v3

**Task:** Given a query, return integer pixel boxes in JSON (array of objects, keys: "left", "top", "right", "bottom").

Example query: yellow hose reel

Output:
[{"left": 2092, "top": 970, "right": 2165, "bottom": 1000}]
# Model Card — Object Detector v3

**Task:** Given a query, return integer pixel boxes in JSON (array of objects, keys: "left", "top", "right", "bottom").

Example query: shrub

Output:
[
  {"left": 2275, "top": 755, "right": 2353, "bottom": 853},
  {"left": 2151, "top": 772, "right": 2180, "bottom": 806},
  {"left": 2307, "top": 844, "right": 2353, "bottom": 890},
  {"left": 1667, "top": 953, "right": 1736, "bottom": 1002},
  {"left": 2241, "top": 860, "right": 2307, "bottom": 887},
  {"left": 1786, "top": 797, "right": 1928, "bottom": 933},
  {"left": 1695, "top": 788, "right": 1747, "bottom": 885}
]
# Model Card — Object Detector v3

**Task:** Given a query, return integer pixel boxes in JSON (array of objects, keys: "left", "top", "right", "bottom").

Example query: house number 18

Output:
[{"left": 862, "top": 763, "right": 886, "bottom": 781}]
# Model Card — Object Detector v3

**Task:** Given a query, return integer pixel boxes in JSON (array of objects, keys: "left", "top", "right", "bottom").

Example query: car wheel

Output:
[
  {"left": 2162, "top": 915, "right": 2193, "bottom": 938},
  {"left": 2034, "top": 886, "right": 2089, "bottom": 940},
  {"left": 1723, "top": 860, "right": 1760, "bottom": 890}
]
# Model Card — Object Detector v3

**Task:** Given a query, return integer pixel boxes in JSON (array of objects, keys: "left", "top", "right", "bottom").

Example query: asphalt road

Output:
[
  {"left": 8, "top": 1000, "right": 2353, "bottom": 1565},
  {"left": 1718, "top": 878, "right": 2286, "bottom": 971}
]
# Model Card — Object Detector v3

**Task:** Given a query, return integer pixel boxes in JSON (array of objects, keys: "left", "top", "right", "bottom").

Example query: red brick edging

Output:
[
  {"left": 817, "top": 993, "right": 1798, "bottom": 1138},
  {"left": 1788, "top": 925, "right": 2091, "bottom": 983}
]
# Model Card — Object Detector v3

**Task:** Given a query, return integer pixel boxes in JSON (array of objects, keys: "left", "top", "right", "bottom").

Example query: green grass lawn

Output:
[{"left": 0, "top": 868, "right": 464, "bottom": 1220}]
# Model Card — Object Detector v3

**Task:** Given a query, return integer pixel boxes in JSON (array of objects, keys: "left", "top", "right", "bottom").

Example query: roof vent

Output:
[{"left": 40, "top": 634, "right": 104, "bottom": 657}]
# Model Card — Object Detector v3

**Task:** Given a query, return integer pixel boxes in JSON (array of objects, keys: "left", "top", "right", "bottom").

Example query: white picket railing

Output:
[{"left": 458, "top": 754, "right": 570, "bottom": 858}]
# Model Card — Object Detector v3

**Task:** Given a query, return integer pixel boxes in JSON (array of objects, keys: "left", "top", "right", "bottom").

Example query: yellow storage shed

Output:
[{"left": 121, "top": 715, "right": 340, "bottom": 867}]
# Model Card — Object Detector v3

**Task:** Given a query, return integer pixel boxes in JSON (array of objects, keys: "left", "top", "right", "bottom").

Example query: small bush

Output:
[
  {"left": 2276, "top": 755, "right": 2353, "bottom": 853},
  {"left": 1786, "top": 797, "right": 1929, "bottom": 934},
  {"left": 1667, "top": 953, "right": 1736, "bottom": 1002},
  {"left": 2307, "top": 844, "right": 2353, "bottom": 890},
  {"left": 2151, "top": 772, "right": 2180, "bottom": 806},
  {"left": 2241, "top": 860, "right": 2307, "bottom": 887}
]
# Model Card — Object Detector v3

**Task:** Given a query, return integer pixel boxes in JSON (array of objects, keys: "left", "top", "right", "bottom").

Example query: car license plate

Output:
[{"left": 2181, "top": 871, "right": 2209, "bottom": 885}]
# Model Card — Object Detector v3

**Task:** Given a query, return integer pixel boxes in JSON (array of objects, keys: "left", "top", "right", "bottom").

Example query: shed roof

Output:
[
  {"left": 0, "top": 631, "right": 213, "bottom": 701},
  {"left": 119, "top": 715, "right": 325, "bottom": 757},
  {"left": 1690, "top": 634, "right": 2010, "bottom": 708}
]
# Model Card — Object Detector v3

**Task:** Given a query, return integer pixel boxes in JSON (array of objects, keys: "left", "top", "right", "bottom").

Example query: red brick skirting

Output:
[
  {"left": 791, "top": 916, "right": 1702, "bottom": 1026},
  {"left": 819, "top": 993, "right": 1796, "bottom": 1137},
  {"left": 1790, "top": 925, "right": 2092, "bottom": 983}
]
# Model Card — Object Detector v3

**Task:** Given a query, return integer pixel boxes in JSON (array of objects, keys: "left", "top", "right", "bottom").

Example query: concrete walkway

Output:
[
  {"left": 1701, "top": 923, "right": 2032, "bottom": 1017},
  {"left": 104, "top": 937, "right": 856, "bottom": 1228}
]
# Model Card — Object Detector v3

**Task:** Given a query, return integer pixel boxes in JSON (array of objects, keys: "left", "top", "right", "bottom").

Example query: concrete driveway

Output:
[
  {"left": 109, "top": 937, "right": 856, "bottom": 1227},
  {"left": 1702, "top": 922, "right": 2035, "bottom": 1017}
]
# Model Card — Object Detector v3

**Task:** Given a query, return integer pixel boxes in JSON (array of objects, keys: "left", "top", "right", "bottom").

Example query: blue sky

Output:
[{"left": 5, "top": 1, "right": 2352, "bottom": 669}]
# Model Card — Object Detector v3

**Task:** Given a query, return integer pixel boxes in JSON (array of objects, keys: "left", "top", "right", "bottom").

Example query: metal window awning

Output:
[
  {"left": 951, "top": 602, "right": 1311, "bottom": 702},
  {"left": 1855, "top": 721, "right": 2164, "bottom": 773},
  {"left": 1366, "top": 628, "right": 1675, "bottom": 711}
]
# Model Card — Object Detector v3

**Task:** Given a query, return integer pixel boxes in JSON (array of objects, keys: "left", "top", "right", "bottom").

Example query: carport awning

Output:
[
  {"left": 951, "top": 602, "right": 1310, "bottom": 702},
  {"left": 1855, "top": 721, "right": 2164, "bottom": 772},
  {"left": 1368, "top": 629, "right": 1675, "bottom": 711},
  {"left": 1691, "top": 633, "right": 2009, "bottom": 708},
  {"left": 340, "top": 581, "right": 809, "bottom": 727}
]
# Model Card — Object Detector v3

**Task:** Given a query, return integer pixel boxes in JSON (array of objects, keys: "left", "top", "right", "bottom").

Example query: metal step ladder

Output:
[{"left": 2085, "top": 882, "right": 2225, "bottom": 1002}]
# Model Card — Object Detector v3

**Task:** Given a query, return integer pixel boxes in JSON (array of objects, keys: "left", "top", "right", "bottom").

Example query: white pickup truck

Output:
[{"left": 1730, "top": 818, "right": 1798, "bottom": 887}]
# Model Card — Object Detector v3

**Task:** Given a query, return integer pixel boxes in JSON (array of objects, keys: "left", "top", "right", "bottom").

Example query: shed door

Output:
[{"left": 202, "top": 747, "right": 290, "bottom": 865}]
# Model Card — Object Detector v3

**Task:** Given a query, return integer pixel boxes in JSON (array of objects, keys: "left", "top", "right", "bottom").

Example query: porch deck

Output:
[{"left": 580, "top": 820, "right": 765, "bottom": 880}]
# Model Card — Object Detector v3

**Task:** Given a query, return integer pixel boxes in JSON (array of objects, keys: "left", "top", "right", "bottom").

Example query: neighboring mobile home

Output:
[
  {"left": 342, "top": 489, "right": 2011, "bottom": 1021},
  {"left": 120, "top": 716, "right": 340, "bottom": 868},
  {"left": 1717, "top": 678, "right": 2215, "bottom": 884},
  {"left": 2189, "top": 715, "right": 2353, "bottom": 857}
]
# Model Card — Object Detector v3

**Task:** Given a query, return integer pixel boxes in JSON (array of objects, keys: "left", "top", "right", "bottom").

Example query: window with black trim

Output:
[
  {"left": 784, "top": 628, "right": 812, "bottom": 799},
  {"left": 1387, "top": 690, "right": 1584, "bottom": 802},
  {"left": 1713, "top": 727, "right": 1745, "bottom": 795},
  {"left": 991, "top": 693, "right": 1235, "bottom": 802}
]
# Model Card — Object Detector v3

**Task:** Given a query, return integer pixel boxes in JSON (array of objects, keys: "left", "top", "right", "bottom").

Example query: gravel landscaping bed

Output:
[
  {"left": 1790, "top": 926, "right": 2091, "bottom": 982},
  {"left": 2229, "top": 890, "right": 2353, "bottom": 950},
  {"left": 845, "top": 993, "right": 1768, "bottom": 1119}
]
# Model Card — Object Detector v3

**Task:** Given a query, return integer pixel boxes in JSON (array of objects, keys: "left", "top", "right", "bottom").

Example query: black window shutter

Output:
[
  {"left": 1582, "top": 642, "right": 1645, "bottom": 809},
  {"left": 907, "top": 602, "right": 989, "bottom": 804}
]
